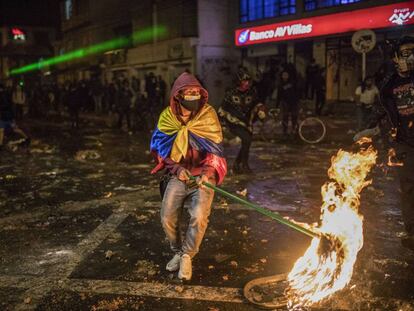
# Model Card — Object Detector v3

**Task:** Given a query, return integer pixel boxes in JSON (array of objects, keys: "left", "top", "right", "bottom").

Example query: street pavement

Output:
[{"left": 0, "top": 113, "right": 413, "bottom": 310}]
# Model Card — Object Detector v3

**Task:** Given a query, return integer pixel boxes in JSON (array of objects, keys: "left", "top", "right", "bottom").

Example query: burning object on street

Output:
[
  {"left": 286, "top": 141, "right": 377, "bottom": 309},
  {"left": 196, "top": 139, "right": 377, "bottom": 309}
]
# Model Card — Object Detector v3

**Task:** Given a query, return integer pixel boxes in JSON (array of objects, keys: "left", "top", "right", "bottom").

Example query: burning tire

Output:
[{"left": 243, "top": 273, "right": 288, "bottom": 309}]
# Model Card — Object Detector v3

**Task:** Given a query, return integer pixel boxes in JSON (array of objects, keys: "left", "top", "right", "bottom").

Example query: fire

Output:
[
  {"left": 387, "top": 148, "right": 404, "bottom": 167},
  {"left": 286, "top": 141, "right": 377, "bottom": 309}
]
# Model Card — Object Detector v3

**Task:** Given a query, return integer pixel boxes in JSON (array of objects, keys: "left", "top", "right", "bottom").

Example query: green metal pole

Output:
[{"left": 190, "top": 177, "right": 318, "bottom": 239}]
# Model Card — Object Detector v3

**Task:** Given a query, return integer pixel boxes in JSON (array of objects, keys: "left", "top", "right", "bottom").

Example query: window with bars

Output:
[
  {"left": 240, "top": 0, "right": 296, "bottom": 23},
  {"left": 304, "top": 0, "right": 363, "bottom": 11}
]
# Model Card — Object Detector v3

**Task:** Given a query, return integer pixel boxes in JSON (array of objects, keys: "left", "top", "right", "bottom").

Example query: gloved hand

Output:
[
  {"left": 178, "top": 168, "right": 191, "bottom": 182},
  {"left": 196, "top": 175, "right": 209, "bottom": 189}
]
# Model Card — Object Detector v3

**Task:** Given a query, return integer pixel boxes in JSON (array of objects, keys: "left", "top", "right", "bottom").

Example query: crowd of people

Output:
[{"left": 0, "top": 72, "right": 167, "bottom": 132}]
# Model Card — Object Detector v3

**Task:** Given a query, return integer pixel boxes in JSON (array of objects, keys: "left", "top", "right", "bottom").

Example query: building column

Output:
[{"left": 313, "top": 39, "right": 326, "bottom": 67}]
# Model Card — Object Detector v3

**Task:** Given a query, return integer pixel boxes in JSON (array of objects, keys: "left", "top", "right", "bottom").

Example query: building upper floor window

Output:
[
  {"left": 240, "top": 0, "right": 296, "bottom": 23},
  {"left": 304, "top": 0, "right": 362, "bottom": 11},
  {"left": 65, "top": 0, "right": 73, "bottom": 20}
]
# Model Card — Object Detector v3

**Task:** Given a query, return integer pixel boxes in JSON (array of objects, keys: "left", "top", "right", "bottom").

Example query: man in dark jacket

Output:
[
  {"left": 277, "top": 70, "right": 299, "bottom": 137},
  {"left": 364, "top": 36, "right": 414, "bottom": 251},
  {"left": 218, "top": 67, "right": 265, "bottom": 173}
]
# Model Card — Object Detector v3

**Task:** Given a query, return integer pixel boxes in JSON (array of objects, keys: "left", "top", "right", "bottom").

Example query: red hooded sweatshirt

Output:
[{"left": 157, "top": 72, "right": 219, "bottom": 182}]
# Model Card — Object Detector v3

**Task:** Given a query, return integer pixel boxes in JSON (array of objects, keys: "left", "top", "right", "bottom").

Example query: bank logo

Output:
[
  {"left": 238, "top": 29, "right": 250, "bottom": 44},
  {"left": 389, "top": 8, "right": 414, "bottom": 25}
]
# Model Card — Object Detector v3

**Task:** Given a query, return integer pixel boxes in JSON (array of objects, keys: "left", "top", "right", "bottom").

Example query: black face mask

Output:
[{"left": 181, "top": 99, "right": 201, "bottom": 111}]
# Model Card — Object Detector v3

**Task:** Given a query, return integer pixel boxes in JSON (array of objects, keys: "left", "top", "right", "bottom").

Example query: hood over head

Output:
[{"left": 169, "top": 72, "right": 208, "bottom": 115}]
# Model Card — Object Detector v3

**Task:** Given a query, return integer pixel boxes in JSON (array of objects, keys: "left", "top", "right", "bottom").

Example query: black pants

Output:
[
  {"left": 281, "top": 102, "right": 299, "bottom": 134},
  {"left": 305, "top": 80, "right": 315, "bottom": 100},
  {"left": 315, "top": 90, "right": 325, "bottom": 116},
  {"left": 229, "top": 124, "right": 252, "bottom": 165},
  {"left": 398, "top": 146, "right": 414, "bottom": 236}
]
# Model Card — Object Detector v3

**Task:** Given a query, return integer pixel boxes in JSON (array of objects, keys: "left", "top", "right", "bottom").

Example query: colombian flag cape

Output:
[{"left": 150, "top": 103, "right": 227, "bottom": 185}]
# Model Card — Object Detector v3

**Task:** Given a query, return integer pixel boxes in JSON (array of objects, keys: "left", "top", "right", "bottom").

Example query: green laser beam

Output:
[{"left": 9, "top": 26, "right": 167, "bottom": 76}]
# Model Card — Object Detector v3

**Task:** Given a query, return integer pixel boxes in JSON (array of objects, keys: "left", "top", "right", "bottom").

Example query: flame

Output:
[
  {"left": 355, "top": 137, "right": 372, "bottom": 145},
  {"left": 286, "top": 142, "right": 377, "bottom": 309},
  {"left": 387, "top": 148, "right": 404, "bottom": 167},
  {"left": 390, "top": 127, "right": 397, "bottom": 139}
]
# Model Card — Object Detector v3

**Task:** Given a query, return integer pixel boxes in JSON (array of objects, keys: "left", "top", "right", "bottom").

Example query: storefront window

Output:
[
  {"left": 240, "top": 0, "right": 296, "bottom": 23},
  {"left": 305, "top": 0, "right": 363, "bottom": 11},
  {"left": 64, "top": 0, "right": 73, "bottom": 20}
]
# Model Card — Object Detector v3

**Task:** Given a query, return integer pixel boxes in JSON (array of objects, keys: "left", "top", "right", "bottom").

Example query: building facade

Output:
[
  {"left": 56, "top": 0, "right": 239, "bottom": 106},
  {"left": 0, "top": 0, "right": 59, "bottom": 84},
  {"left": 234, "top": 0, "right": 414, "bottom": 102}
]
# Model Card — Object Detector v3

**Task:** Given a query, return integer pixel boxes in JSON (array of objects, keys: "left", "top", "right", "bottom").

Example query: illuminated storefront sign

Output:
[
  {"left": 11, "top": 28, "right": 26, "bottom": 41},
  {"left": 235, "top": 1, "right": 414, "bottom": 46}
]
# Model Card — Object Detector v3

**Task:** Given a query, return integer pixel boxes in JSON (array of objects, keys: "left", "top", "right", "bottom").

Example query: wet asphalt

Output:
[{"left": 0, "top": 112, "right": 413, "bottom": 311}]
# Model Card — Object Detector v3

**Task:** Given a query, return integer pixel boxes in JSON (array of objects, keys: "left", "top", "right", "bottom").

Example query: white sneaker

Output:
[
  {"left": 166, "top": 254, "right": 181, "bottom": 272},
  {"left": 178, "top": 254, "right": 192, "bottom": 280}
]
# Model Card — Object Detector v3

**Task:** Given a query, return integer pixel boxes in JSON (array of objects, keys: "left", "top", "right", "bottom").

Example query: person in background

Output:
[
  {"left": 77, "top": 80, "right": 90, "bottom": 112},
  {"left": 117, "top": 80, "right": 133, "bottom": 131},
  {"left": 105, "top": 81, "right": 117, "bottom": 114},
  {"left": 358, "top": 36, "right": 414, "bottom": 251},
  {"left": 219, "top": 67, "right": 265, "bottom": 173},
  {"left": 276, "top": 70, "right": 299, "bottom": 138},
  {"left": 1, "top": 83, "right": 30, "bottom": 149},
  {"left": 47, "top": 85, "right": 56, "bottom": 114},
  {"left": 305, "top": 58, "right": 319, "bottom": 100},
  {"left": 60, "top": 82, "right": 70, "bottom": 116},
  {"left": 314, "top": 68, "right": 326, "bottom": 116},
  {"left": 12, "top": 83, "right": 26, "bottom": 120},
  {"left": 157, "top": 75, "right": 167, "bottom": 112},
  {"left": 131, "top": 76, "right": 140, "bottom": 95},
  {"left": 258, "top": 60, "right": 278, "bottom": 105},
  {"left": 150, "top": 72, "right": 227, "bottom": 280},
  {"left": 355, "top": 76, "right": 379, "bottom": 131},
  {"left": 67, "top": 83, "right": 81, "bottom": 129},
  {"left": 91, "top": 78, "right": 104, "bottom": 113},
  {"left": 145, "top": 72, "right": 158, "bottom": 117},
  {"left": 282, "top": 56, "right": 297, "bottom": 85}
]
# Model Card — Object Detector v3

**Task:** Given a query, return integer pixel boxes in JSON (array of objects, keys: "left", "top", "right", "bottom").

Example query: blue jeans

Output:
[{"left": 161, "top": 176, "right": 215, "bottom": 258}]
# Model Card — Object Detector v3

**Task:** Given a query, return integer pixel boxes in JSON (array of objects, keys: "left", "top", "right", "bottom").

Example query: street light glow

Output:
[{"left": 9, "top": 25, "right": 167, "bottom": 76}]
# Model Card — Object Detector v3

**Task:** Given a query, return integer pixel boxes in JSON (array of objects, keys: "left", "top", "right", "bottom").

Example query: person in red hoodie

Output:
[{"left": 150, "top": 72, "right": 227, "bottom": 280}]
